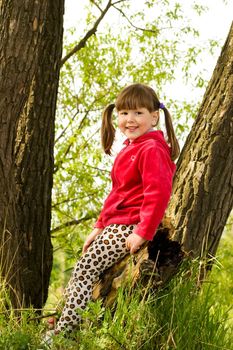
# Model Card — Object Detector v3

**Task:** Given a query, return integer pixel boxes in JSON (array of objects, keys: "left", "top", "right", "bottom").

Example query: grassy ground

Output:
[{"left": 0, "top": 233, "right": 232, "bottom": 350}]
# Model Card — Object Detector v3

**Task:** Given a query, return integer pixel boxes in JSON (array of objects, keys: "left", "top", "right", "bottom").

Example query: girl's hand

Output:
[
  {"left": 82, "top": 228, "right": 103, "bottom": 254},
  {"left": 126, "top": 233, "right": 147, "bottom": 254}
]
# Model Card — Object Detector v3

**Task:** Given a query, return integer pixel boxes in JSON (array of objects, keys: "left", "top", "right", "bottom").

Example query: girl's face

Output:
[{"left": 117, "top": 108, "right": 159, "bottom": 141}]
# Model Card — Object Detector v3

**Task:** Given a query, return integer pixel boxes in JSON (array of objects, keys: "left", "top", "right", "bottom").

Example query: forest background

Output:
[{"left": 0, "top": 0, "right": 233, "bottom": 349}]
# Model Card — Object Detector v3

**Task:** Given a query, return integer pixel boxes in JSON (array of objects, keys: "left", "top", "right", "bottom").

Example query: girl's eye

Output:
[{"left": 135, "top": 111, "right": 142, "bottom": 115}]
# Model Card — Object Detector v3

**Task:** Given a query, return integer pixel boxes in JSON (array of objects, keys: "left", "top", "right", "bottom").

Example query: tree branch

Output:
[
  {"left": 89, "top": 0, "right": 102, "bottom": 13},
  {"left": 113, "top": 5, "right": 159, "bottom": 35},
  {"left": 52, "top": 191, "right": 100, "bottom": 209},
  {"left": 61, "top": 0, "right": 112, "bottom": 66},
  {"left": 112, "top": 0, "right": 126, "bottom": 5},
  {"left": 54, "top": 88, "right": 108, "bottom": 174},
  {"left": 55, "top": 110, "right": 79, "bottom": 144},
  {"left": 51, "top": 214, "right": 95, "bottom": 234}
]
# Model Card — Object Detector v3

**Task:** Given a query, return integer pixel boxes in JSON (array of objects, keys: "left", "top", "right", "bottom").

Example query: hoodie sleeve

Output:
[{"left": 134, "top": 144, "right": 175, "bottom": 240}]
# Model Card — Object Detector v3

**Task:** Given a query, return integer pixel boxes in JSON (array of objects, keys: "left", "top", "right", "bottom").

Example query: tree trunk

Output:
[
  {"left": 167, "top": 21, "right": 233, "bottom": 258},
  {"left": 0, "top": 0, "right": 64, "bottom": 308}
]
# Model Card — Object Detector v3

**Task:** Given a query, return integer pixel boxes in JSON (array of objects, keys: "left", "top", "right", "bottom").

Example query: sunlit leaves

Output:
[{"left": 52, "top": 0, "right": 221, "bottom": 261}]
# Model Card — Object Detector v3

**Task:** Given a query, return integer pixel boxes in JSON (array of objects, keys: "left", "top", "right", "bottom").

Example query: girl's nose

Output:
[{"left": 127, "top": 112, "right": 135, "bottom": 122}]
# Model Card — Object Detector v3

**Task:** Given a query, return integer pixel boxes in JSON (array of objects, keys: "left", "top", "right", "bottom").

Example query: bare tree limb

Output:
[
  {"left": 61, "top": 0, "right": 159, "bottom": 66},
  {"left": 51, "top": 214, "right": 95, "bottom": 234},
  {"left": 55, "top": 106, "right": 103, "bottom": 146},
  {"left": 113, "top": 5, "right": 159, "bottom": 35},
  {"left": 112, "top": 0, "right": 127, "bottom": 5},
  {"left": 54, "top": 88, "right": 108, "bottom": 174},
  {"left": 89, "top": 0, "right": 102, "bottom": 13},
  {"left": 52, "top": 191, "right": 100, "bottom": 209},
  {"left": 53, "top": 108, "right": 92, "bottom": 173},
  {"left": 61, "top": 0, "right": 112, "bottom": 66},
  {"left": 55, "top": 110, "right": 79, "bottom": 144}
]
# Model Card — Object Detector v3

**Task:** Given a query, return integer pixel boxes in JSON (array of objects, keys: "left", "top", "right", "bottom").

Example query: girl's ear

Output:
[{"left": 152, "top": 111, "right": 159, "bottom": 126}]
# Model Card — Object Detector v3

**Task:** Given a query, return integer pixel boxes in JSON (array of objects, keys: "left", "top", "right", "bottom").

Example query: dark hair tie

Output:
[{"left": 159, "top": 102, "right": 165, "bottom": 110}]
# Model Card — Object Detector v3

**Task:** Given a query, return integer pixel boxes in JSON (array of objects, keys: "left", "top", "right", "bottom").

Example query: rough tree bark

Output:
[
  {"left": 93, "top": 22, "right": 233, "bottom": 302},
  {"left": 166, "top": 21, "right": 233, "bottom": 258},
  {"left": 0, "top": 0, "right": 64, "bottom": 308}
]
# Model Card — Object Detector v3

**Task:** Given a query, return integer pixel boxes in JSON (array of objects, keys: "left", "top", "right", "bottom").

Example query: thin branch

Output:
[
  {"left": 53, "top": 109, "right": 91, "bottom": 174},
  {"left": 91, "top": 0, "right": 126, "bottom": 11},
  {"left": 81, "top": 163, "right": 110, "bottom": 173},
  {"left": 54, "top": 91, "right": 106, "bottom": 174},
  {"left": 52, "top": 187, "right": 108, "bottom": 208},
  {"left": 55, "top": 95, "right": 104, "bottom": 149},
  {"left": 113, "top": 5, "right": 159, "bottom": 35},
  {"left": 55, "top": 110, "right": 79, "bottom": 144},
  {"left": 90, "top": 0, "right": 102, "bottom": 12},
  {"left": 81, "top": 127, "right": 100, "bottom": 150},
  {"left": 53, "top": 124, "right": 100, "bottom": 174},
  {"left": 61, "top": 0, "right": 112, "bottom": 66},
  {"left": 112, "top": 0, "right": 126, "bottom": 5},
  {"left": 51, "top": 214, "right": 95, "bottom": 234},
  {"left": 76, "top": 92, "right": 107, "bottom": 131}
]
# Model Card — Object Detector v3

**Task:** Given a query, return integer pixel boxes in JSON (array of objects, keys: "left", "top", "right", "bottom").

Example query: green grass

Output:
[
  {"left": 71, "top": 260, "right": 232, "bottom": 350},
  {"left": 0, "top": 234, "right": 232, "bottom": 350}
]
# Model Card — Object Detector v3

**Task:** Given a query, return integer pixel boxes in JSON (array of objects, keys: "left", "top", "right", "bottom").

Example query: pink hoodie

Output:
[{"left": 95, "top": 130, "right": 176, "bottom": 240}]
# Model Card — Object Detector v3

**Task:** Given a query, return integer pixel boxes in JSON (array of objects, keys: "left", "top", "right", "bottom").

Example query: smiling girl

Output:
[{"left": 53, "top": 83, "right": 180, "bottom": 335}]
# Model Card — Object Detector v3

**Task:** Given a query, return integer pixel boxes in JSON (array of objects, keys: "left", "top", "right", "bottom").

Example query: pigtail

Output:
[
  {"left": 163, "top": 107, "right": 180, "bottom": 161},
  {"left": 101, "top": 103, "right": 116, "bottom": 155}
]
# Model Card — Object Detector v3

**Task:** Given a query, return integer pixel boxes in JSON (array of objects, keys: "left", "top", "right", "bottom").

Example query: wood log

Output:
[{"left": 93, "top": 218, "right": 185, "bottom": 306}]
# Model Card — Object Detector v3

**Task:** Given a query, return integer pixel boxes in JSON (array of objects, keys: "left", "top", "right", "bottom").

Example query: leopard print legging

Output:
[{"left": 55, "top": 223, "right": 136, "bottom": 333}]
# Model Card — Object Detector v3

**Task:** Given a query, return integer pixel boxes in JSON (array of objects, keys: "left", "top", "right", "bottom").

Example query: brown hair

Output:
[{"left": 101, "top": 83, "right": 180, "bottom": 160}]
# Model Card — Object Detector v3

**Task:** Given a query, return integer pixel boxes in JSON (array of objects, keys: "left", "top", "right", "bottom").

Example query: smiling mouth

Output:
[{"left": 126, "top": 126, "right": 138, "bottom": 131}]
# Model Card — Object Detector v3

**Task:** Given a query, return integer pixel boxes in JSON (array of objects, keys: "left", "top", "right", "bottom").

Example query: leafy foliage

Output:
[{"left": 52, "top": 1, "right": 221, "bottom": 271}]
